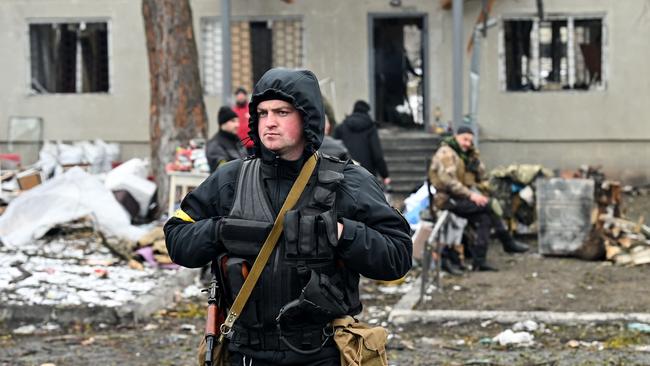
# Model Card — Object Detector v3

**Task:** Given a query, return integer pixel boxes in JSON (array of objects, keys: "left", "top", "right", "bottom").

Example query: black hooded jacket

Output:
[
  {"left": 164, "top": 68, "right": 411, "bottom": 335},
  {"left": 334, "top": 112, "right": 389, "bottom": 179}
]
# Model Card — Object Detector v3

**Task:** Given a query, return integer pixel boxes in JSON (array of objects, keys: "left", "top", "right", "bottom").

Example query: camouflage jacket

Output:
[{"left": 428, "top": 142, "right": 485, "bottom": 206}]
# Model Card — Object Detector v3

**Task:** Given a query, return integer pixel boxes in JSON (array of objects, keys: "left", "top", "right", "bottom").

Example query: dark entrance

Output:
[
  {"left": 250, "top": 21, "right": 273, "bottom": 85},
  {"left": 370, "top": 15, "right": 426, "bottom": 129}
]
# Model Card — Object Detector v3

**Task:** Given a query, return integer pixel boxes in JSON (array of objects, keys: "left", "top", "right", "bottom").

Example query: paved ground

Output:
[
  {"left": 1, "top": 193, "right": 649, "bottom": 365},
  {"left": 4, "top": 274, "right": 650, "bottom": 366}
]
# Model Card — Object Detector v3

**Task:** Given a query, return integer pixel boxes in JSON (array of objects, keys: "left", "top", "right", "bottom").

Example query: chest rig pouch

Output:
[{"left": 216, "top": 154, "right": 355, "bottom": 352}]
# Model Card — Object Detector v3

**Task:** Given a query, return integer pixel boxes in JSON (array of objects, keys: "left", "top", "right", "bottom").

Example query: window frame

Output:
[
  {"left": 26, "top": 17, "right": 113, "bottom": 96},
  {"left": 199, "top": 16, "right": 224, "bottom": 97},
  {"left": 499, "top": 13, "right": 607, "bottom": 93},
  {"left": 198, "top": 15, "right": 304, "bottom": 97}
]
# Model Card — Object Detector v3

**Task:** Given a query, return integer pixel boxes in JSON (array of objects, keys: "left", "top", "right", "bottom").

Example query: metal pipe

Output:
[
  {"left": 221, "top": 0, "right": 232, "bottom": 105},
  {"left": 452, "top": 0, "right": 464, "bottom": 130}
]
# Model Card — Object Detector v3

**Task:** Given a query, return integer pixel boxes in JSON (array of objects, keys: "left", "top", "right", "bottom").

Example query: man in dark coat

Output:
[
  {"left": 165, "top": 68, "right": 412, "bottom": 365},
  {"left": 334, "top": 100, "right": 391, "bottom": 185},
  {"left": 318, "top": 115, "right": 349, "bottom": 160},
  {"left": 206, "top": 106, "right": 247, "bottom": 172}
]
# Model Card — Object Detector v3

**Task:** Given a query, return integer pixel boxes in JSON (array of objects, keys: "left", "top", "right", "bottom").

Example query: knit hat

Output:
[
  {"left": 218, "top": 106, "right": 238, "bottom": 125},
  {"left": 456, "top": 126, "right": 474, "bottom": 135},
  {"left": 352, "top": 100, "right": 371, "bottom": 114}
]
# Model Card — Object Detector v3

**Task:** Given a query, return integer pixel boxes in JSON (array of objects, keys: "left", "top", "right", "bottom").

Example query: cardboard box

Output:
[{"left": 16, "top": 170, "right": 42, "bottom": 191}]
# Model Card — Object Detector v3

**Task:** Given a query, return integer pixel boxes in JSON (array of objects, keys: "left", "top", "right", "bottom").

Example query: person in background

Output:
[
  {"left": 318, "top": 115, "right": 349, "bottom": 160},
  {"left": 206, "top": 106, "right": 247, "bottom": 172},
  {"left": 232, "top": 87, "right": 254, "bottom": 154},
  {"left": 429, "top": 126, "right": 529, "bottom": 272},
  {"left": 322, "top": 95, "right": 337, "bottom": 133},
  {"left": 334, "top": 100, "right": 391, "bottom": 186}
]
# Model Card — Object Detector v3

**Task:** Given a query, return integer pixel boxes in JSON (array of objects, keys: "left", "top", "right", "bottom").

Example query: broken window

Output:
[
  {"left": 502, "top": 16, "right": 603, "bottom": 92},
  {"left": 29, "top": 22, "right": 109, "bottom": 94}
]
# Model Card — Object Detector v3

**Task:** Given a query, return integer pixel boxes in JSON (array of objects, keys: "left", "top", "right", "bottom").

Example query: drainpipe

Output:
[
  {"left": 452, "top": 0, "right": 464, "bottom": 130},
  {"left": 221, "top": 0, "right": 231, "bottom": 105}
]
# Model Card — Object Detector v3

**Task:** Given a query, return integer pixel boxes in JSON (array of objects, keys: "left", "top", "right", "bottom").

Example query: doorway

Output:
[
  {"left": 369, "top": 15, "right": 427, "bottom": 129},
  {"left": 250, "top": 21, "right": 273, "bottom": 85}
]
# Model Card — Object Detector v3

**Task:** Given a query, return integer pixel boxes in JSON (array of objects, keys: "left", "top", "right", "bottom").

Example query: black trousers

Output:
[
  {"left": 229, "top": 345, "right": 340, "bottom": 366},
  {"left": 445, "top": 197, "right": 507, "bottom": 265}
]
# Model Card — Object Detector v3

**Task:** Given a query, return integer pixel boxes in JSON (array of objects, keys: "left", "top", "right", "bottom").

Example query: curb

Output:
[
  {"left": 392, "top": 277, "right": 421, "bottom": 311},
  {"left": 0, "top": 268, "right": 198, "bottom": 327},
  {"left": 117, "top": 267, "right": 198, "bottom": 323},
  {"left": 389, "top": 309, "right": 650, "bottom": 326}
]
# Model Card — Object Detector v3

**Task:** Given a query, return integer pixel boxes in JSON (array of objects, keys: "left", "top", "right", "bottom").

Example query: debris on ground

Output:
[
  {"left": 628, "top": 323, "right": 650, "bottom": 333},
  {"left": 0, "top": 167, "right": 147, "bottom": 247},
  {"left": 512, "top": 320, "right": 540, "bottom": 332},
  {"left": 491, "top": 329, "right": 534, "bottom": 346},
  {"left": 489, "top": 164, "right": 553, "bottom": 234},
  {"left": 0, "top": 221, "right": 179, "bottom": 309},
  {"left": 535, "top": 165, "right": 650, "bottom": 264}
]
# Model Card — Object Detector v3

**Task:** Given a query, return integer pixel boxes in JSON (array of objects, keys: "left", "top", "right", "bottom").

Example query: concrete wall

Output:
[
  {"left": 0, "top": 0, "right": 151, "bottom": 163},
  {"left": 1, "top": 0, "right": 648, "bottom": 182},
  {"left": 452, "top": 0, "right": 650, "bottom": 182},
  {"left": 0, "top": 0, "right": 447, "bottom": 164}
]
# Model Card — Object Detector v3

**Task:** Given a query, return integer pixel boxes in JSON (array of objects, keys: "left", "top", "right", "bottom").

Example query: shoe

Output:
[
  {"left": 472, "top": 262, "right": 499, "bottom": 272},
  {"left": 503, "top": 239, "right": 529, "bottom": 253},
  {"left": 441, "top": 257, "right": 464, "bottom": 276}
]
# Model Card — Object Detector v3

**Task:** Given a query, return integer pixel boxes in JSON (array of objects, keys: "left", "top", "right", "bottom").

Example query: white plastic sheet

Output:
[
  {"left": 0, "top": 167, "right": 146, "bottom": 248},
  {"left": 104, "top": 159, "right": 156, "bottom": 217}
]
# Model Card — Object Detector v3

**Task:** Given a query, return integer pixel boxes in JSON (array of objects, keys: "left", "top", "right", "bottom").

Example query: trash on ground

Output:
[
  {"left": 492, "top": 329, "right": 534, "bottom": 346},
  {"left": 628, "top": 322, "right": 650, "bottom": 333},
  {"left": 512, "top": 320, "right": 539, "bottom": 332}
]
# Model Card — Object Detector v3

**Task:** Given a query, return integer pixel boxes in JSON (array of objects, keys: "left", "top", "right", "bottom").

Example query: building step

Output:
[{"left": 377, "top": 131, "right": 440, "bottom": 197}]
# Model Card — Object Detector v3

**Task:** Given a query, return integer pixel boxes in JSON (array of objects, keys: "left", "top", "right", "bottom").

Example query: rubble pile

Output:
[
  {"left": 0, "top": 220, "right": 178, "bottom": 308},
  {"left": 600, "top": 216, "right": 650, "bottom": 266},
  {"left": 573, "top": 166, "right": 650, "bottom": 265},
  {"left": 488, "top": 164, "right": 553, "bottom": 234}
]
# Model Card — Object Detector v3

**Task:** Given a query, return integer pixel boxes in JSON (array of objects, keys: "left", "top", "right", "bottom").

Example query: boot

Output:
[
  {"left": 497, "top": 231, "right": 529, "bottom": 253},
  {"left": 441, "top": 257, "right": 464, "bottom": 276},
  {"left": 472, "top": 262, "right": 499, "bottom": 272}
]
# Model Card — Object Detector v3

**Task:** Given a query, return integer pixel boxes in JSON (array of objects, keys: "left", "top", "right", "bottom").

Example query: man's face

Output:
[
  {"left": 221, "top": 117, "right": 239, "bottom": 135},
  {"left": 455, "top": 133, "right": 474, "bottom": 152},
  {"left": 235, "top": 92, "right": 248, "bottom": 106},
  {"left": 257, "top": 100, "right": 305, "bottom": 159}
]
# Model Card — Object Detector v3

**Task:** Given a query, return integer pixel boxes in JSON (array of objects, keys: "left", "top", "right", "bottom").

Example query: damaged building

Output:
[{"left": 0, "top": 0, "right": 648, "bottom": 183}]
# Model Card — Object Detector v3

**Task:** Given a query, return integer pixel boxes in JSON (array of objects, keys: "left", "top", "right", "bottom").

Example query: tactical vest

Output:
[{"left": 216, "top": 153, "right": 361, "bottom": 352}]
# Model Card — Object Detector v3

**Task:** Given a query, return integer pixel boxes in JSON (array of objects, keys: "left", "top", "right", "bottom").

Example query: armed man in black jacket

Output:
[{"left": 165, "top": 68, "right": 412, "bottom": 366}]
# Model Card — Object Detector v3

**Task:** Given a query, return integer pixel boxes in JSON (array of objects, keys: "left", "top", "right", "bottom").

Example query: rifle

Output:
[{"left": 202, "top": 274, "right": 224, "bottom": 366}]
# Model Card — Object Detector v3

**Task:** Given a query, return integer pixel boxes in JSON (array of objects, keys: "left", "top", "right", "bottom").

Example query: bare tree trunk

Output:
[{"left": 142, "top": 0, "right": 207, "bottom": 214}]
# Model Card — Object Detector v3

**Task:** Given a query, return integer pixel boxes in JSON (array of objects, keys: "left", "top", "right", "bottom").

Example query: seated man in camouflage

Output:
[{"left": 429, "top": 126, "right": 528, "bottom": 272}]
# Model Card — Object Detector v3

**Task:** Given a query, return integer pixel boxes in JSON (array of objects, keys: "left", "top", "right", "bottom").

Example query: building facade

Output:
[{"left": 1, "top": 0, "right": 648, "bottom": 182}]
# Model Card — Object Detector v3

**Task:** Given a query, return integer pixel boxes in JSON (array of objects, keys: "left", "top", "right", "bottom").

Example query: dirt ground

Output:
[
  {"left": 417, "top": 239, "right": 650, "bottom": 313},
  {"left": 4, "top": 283, "right": 650, "bottom": 366},
  {"left": 416, "top": 192, "right": 650, "bottom": 313},
  {"left": 1, "top": 193, "right": 649, "bottom": 365}
]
